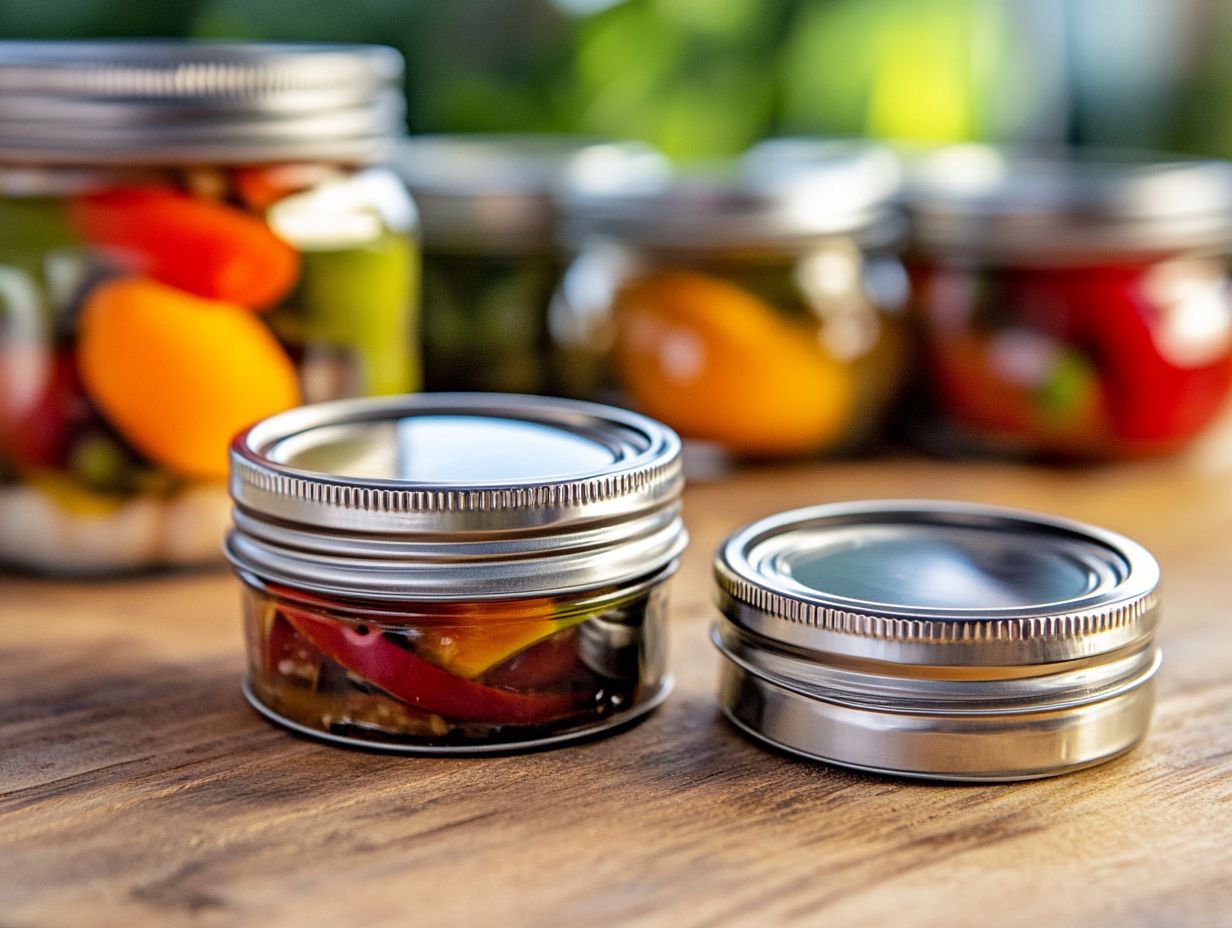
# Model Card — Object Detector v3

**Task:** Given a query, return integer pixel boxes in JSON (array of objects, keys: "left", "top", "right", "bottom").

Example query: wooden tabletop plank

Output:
[{"left": 3, "top": 452, "right": 1232, "bottom": 928}]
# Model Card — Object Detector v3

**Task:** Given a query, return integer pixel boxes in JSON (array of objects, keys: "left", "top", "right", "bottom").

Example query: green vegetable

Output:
[{"left": 293, "top": 232, "right": 420, "bottom": 395}]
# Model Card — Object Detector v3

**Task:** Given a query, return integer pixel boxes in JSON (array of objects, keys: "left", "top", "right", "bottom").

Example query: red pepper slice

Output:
[
  {"left": 278, "top": 604, "right": 586, "bottom": 725},
  {"left": 68, "top": 187, "right": 300, "bottom": 309}
]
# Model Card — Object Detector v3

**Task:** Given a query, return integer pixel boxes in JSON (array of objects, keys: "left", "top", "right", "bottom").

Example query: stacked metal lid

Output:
[
  {"left": 0, "top": 41, "right": 405, "bottom": 163},
  {"left": 227, "top": 393, "right": 687, "bottom": 600},
  {"left": 713, "top": 500, "right": 1161, "bottom": 781}
]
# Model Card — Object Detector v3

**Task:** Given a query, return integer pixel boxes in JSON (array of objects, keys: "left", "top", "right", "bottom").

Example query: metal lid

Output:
[
  {"left": 394, "top": 134, "right": 669, "bottom": 253},
  {"left": 0, "top": 41, "right": 406, "bottom": 165},
  {"left": 227, "top": 393, "right": 686, "bottom": 600},
  {"left": 564, "top": 139, "right": 902, "bottom": 251},
  {"left": 713, "top": 500, "right": 1162, "bottom": 781},
  {"left": 716, "top": 499, "right": 1159, "bottom": 665},
  {"left": 907, "top": 144, "right": 1232, "bottom": 261}
]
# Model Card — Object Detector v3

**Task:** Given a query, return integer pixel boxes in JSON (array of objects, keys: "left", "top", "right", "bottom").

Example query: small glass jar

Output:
[
  {"left": 906, "top": 145, "right": 1232, "bottom": 457},
  {"left": 552, "top": 141, "right": 910, "bottom": 458},
  {"left": 714, "top": 500, "right": 1161, "bottom": 781},
  {"left": 0, "top": 42, "right": 420, "bottom": 574},
  {"left": 227, "top": 393, "right": 686, "bottom": 752},
  {"left": 395, "top": 135, "right": 666, "bottom": 394}
]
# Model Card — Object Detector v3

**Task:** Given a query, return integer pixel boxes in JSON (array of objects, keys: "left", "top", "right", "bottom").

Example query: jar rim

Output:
[
  {"left": 0, "top": 40, "right": 405, "bottom": 165},
  {"left": 395, "top": 135, "right": 669, "bottom": 252},
  {"left": 562, "top": 140, "right": 904, "bottom": 250},
  {"left": 906, "top": 144, "right": 1232, "bottom": 259}
]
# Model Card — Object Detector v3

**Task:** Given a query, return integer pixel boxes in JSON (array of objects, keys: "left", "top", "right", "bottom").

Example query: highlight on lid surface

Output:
[
  {"left": 228, "top": 393, "right": 687, "bottom": 753},
  {"left": 713, "top": 499, "right": 1161, "bottom": 780}
]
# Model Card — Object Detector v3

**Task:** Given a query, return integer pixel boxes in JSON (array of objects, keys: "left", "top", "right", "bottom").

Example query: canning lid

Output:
[
  {"left": 0, "top": 41, "right": 405, "bottom": 164},
  {"left": 227, "top": 393, "right": 686, "bottom": 601},
  {"left": 713, "top": 500, "right": 1161, "bottom": 781},
  {"left": 395, "top": 134, "right": 669, "bottom": 253},
  {"left": 907, "top": 144, "right": 1232, "bottom": 260},
  {"left": 564, "top": 139, "right": 903, "bottom": 251}
]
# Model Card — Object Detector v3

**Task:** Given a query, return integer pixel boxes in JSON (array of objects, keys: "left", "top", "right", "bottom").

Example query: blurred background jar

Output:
[
  {"left": 395, "top": 135, "right": 666, "bottom": 394},
  {"left": 0, "top": 42, "right": 419, "bottom": 575},
  {"left": 552, "top": 140, "right": 909, "bottom": 459},
  {"left": 906, "top": 145, "right": 1232, "bottom": 458}
]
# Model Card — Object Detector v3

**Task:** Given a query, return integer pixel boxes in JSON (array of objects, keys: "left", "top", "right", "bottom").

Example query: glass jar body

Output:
[
  {"left": 550, "top": 238, "right": 910, "bottom": 457},
  {"left": 240, "top": 570, "right": 672, "bottom": 751},
  {"left": 0, "top": 162, "right": 420, "bottom": 574},
  {"left": 421, "top": 245, "right": 562, "bottom": 393},
  {"left": 910, "top": 252, "right": 1232, "bottom": 457}
]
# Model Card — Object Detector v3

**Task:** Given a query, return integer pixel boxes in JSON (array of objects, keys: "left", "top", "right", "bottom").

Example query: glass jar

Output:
[
  {"left": 906, "top": 145, "right": 1232, "bottom": 458},
  {"left": 395, "top": 135, "right": 666, "bottom": 394},
  {"left": 0, "top": 42, "right": 420, "bottom": 574},
  {"left": 227, "top": 393, "right": 686, "bottom": 752},
  {"left": 552, "top": 141, "right": 909, "bottom": 458}
]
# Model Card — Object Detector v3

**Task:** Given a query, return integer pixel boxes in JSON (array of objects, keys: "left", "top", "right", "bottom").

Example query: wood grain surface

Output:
[{"left": 3, "top": 448, "right": 1232, "bottom": 928}]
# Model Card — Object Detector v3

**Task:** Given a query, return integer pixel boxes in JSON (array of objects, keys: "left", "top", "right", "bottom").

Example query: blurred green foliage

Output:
[{"left": 0, "top": 0, "right": 1227, "bottom": 160}]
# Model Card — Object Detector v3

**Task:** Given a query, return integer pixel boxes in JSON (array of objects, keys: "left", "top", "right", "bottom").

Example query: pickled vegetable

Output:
[
  {"left": 916, "top": 259, "right": 1232, "bottom": 456},
  {"left": 245, "top": 581, "right": 663, "bottom": 746},
  {"left": 69, "top": 187, "right": 301, "bottom": 309},
  {"left": 293, "top": 233, "right": 419, "bottom": 395},
  {"left": 1, "top": 164, "right": 419, "bottom": 575},
  {"left": 612, "top": 271, "right": 855, "bottom": 455},
  {"left": 77, "top": 277, "right": 301, "bottom": 480}
]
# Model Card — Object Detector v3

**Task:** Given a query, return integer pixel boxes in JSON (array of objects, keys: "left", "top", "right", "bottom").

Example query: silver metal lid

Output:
[
  {"left": 564, "top": 139, "right": 902, "bottom": 251},
  {"left": 907, "top": 144, "right": 1232, "bottom": 260},
  {"left": 713, "top": 500, "right": 1162, "bottom": 780},
  {"left": 0, "top": 41, "right": 406, "bottom": 165},
  {"left": 394, "top": 134, "right": 669, "bottom": 252},
  {"left": 227, "top": 393, "right": 686, "bottom": 600},
  {"left": 717, "top": 499, "right": 1159, "bottom": 665}
]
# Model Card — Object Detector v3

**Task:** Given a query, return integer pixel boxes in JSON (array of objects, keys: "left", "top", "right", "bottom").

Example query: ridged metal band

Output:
[
  {"left": 231, "top": 450, "right": 680, "bottom": 518},
  {"left": 228, "top": 394, "right": 687, "bottom": 599},
  {"left": 715, "top": 500, "right": 1161, "bottom": 665},
  {"left": 0, "top": 41, "right": 405, "bottom": 164}
]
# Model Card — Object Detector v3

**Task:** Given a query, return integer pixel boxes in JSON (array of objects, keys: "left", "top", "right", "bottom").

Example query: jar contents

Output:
[
  {"left": 914, "top": 258, "right": 1232, "bottom": 456},
  {"left": 244, "top": 578, "right": 668, "bottom": 748},
  {"left": 605, "top": 255, "right": 907, "bottom": 456}
]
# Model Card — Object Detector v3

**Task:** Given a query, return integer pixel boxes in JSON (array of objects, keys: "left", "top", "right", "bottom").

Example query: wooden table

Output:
[{"left": 4, "top": 447, "right": 1232, "bottom": 927}]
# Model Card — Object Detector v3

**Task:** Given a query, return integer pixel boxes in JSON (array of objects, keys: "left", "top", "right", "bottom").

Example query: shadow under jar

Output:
[
  {"left": 227, "top": 393, "right": 686, "bottom": 752},
  {"left": 552, "top": 140, "right": 909, "bottom": 459},
  {"left": 395, "top": 135, "right": 666, "bottom": 395},
  {"left": 906, "top": 145, "right": 1232, "bottom": 458},
  {"left": 0, "top": 42, "right": 420, "bottom": 574}
]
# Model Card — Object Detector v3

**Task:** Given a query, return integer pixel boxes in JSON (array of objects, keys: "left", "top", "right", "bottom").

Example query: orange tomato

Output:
[
  {"left": 612, "top": 271, "right": 854, "bottom": 455},
  {"left": 77, "top": 278, "right": 301, "bottom": 480}
]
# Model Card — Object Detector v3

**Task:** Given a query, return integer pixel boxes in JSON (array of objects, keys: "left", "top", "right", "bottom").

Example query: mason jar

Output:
[
  {"left": 906, "top": 145, "right": 1232, "bottom": 458},
  {"left": 0, "top": 42, "right": 420, "bottom": 574},
  {"left": 395, "top": 135, "right": 666, "bottom": 394},
  {"left": 227, "top": 393, "right": 686, "bottom": 752},
  {"left": 552, "top": 141, "right": 909, "bottom": 458}
]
